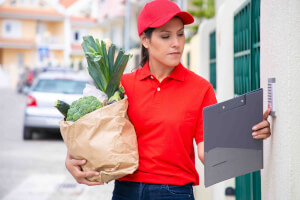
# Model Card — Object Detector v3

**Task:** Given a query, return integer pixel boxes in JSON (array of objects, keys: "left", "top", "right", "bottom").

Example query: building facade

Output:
[
  {"left": 0, "top": 0, "right": 65, "bottom": 87},
  {"left": 182, "top": 0, "right": 300, "bottom": 199}
]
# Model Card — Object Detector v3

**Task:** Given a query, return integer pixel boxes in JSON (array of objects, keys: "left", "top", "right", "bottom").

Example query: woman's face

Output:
[{"left": 142, "top": 17, "right": 185, "bottom": 67}]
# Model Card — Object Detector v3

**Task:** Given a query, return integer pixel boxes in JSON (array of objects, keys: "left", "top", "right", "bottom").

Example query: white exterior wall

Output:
[
  {"left": 197, "top": 18, "right": 215, "bottom": 80},
  {"left": 215, "top": 0, "right": 246, "bottom": 102},
  {"left": 126, "top": 47, "right": 140, "bottom": 72},
  {"left": 193, "top": 140, "right": 213, "bottom": 200},
  {"left": 260, "top": 0, "right": 300, "bottom": 200}
]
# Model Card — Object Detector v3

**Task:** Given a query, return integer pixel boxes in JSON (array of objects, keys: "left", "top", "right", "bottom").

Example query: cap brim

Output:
[{"left": 149, "top": 11, "right": 194, "bottom": 29}]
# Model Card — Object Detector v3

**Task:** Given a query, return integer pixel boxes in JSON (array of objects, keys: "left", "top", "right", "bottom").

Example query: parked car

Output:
[
  {"left": 23, "top": 71, "right": 91, "bottom": 140},
  {"left": 17, "top": 67, "right": 77, "bottom": 94},
  {"left": 41, "top": 66, "right": 78, "bottom": 73}
]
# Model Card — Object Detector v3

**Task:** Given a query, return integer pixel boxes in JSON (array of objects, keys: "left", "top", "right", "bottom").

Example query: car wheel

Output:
[{"left": 23, "top": 127, "right": 32, "bottom": 140}]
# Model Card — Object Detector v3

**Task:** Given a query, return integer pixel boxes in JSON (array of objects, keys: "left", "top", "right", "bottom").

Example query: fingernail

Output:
[
  {"left": 252, "top": 126, "right": 256, "bottom": 130},
  {"left": 252, "top": 132, "right": 256, "bottom": 136},
  {"left": 82, "top": 160, "right": 86, "bottom": 163},
  {"left": 95, "top": 172, "right": 99, "bottom": 176}
]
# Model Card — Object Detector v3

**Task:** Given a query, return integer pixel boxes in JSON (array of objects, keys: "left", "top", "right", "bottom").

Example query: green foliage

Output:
[
  {"left": 188, "top": 0, "right": 215, "bottom": 18},
  {"left": 55, "top": 37, "right": 131, "bottom": 122},
  {"left": 187, "top": 0, "right": 215, "bottom": 39},
  {"left": 185, "top": 36, "right": 192, "bottom": 43},
  {"left": 66, "top": 96, "right": 103, "bottom": 122},
  {"left": 81, "top": 36, "right": 132, "bottom": 98}
]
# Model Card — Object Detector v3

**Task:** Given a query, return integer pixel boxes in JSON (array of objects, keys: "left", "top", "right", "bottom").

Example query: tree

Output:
[{"left": 186, "top": 0, "right": 215, "bottom": 42}]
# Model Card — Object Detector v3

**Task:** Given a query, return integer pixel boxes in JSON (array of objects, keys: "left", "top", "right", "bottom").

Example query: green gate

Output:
[
  {"left": 234, "top": 0, "right": 261, "bottom": 199},
  {"left": 209, "top": 31, "right": 216, "bottom": 90}
]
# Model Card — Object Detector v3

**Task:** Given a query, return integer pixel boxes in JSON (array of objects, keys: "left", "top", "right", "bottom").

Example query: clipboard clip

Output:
[{"left": 219, "top": 95, "right": 246, "bottom": 113}]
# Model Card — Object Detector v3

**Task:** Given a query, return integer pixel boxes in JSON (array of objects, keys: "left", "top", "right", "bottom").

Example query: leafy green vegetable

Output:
[
  {"left": 81, "top": 36, "right": 131, "bottom": 98},
  {"left": 66, "top": 96, "right": 103, "bottom": 122},
  {"left": 55, "top": 37, "right": 130, "bottom": 122}
]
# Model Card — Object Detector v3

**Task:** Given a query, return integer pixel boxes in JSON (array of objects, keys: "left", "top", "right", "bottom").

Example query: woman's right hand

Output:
[{"left": 65, "top": 152, "right": 104, "bottom": 186}]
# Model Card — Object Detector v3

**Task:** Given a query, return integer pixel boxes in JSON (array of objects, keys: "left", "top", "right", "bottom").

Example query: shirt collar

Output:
[{"left": 138, "top": 61, "right": 185, "bottom": 82}]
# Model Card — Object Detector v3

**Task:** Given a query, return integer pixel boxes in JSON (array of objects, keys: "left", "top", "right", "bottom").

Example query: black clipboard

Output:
[{"left": 203, "top": 88, "right": 263, "bottom": 187}]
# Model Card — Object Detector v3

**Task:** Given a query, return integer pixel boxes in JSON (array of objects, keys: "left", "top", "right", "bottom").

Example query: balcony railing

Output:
[{"left": 36, "top": 34, "right": 64, "bottom": 50}]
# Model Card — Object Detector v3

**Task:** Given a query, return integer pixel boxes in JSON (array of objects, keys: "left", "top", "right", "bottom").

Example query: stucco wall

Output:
[
  {"left": 1, "top": 49, "right": 35, "bottom": 87},
  {"left": 215, "top": 0, "right": 247, "bottom": 102},
  {"left": 182, "top": 33, "right": 200, "bottom": 73},
  {"left": 0, "top": 19, "right": 3, "bottom": 37},
  {"left": 197, "top": 18, "right": 215, "bottom": 81},
  {"left": 22, "top": 20, "right": 36, "bottom": 40},
  {"left": 260, "top": 0, "right": 300, "bottom": 200}
]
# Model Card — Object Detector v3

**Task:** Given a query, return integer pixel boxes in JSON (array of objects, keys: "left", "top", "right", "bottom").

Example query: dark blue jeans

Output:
[{"left": 112, "top": 180, "right": 195, "bottom": 200}]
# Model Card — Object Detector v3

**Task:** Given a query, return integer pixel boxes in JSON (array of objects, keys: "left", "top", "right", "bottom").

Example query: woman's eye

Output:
[
  {"left": 178, "top": 33, "right": 184, "bottom": 37},
  {"left": 161, "top": 35, "right": 169, "bottom": 39}
]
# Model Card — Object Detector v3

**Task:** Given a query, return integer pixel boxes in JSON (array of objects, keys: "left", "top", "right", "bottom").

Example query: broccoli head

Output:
[{"left": 66, "top": 96, "right": 103, "bottom": 121}]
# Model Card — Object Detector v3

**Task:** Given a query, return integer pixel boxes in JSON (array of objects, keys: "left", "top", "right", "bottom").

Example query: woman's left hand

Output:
[{"left": 252, "top": 105, "right": 272, "bottom": 140}]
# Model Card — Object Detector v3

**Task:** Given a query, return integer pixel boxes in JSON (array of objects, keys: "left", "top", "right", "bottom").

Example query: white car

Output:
[{"left": 23, "top": 71, "right": 91, "bottom": 140}]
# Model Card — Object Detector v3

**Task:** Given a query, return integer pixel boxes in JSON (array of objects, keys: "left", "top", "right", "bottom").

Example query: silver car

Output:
[{"left": 23, "top": 71, "right": 91, "bottom": 140}]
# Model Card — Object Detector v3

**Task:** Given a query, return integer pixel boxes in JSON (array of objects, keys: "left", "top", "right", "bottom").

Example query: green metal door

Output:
[
  {"left": 234, "top": 0, "right": 261, "bottom": 199},
  {"left": 209, "top": 31, "right": 216, "bottom": 90}
]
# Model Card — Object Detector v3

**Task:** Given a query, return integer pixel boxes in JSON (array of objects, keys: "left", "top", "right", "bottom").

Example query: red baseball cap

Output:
[{"left": 137, "top": 0, "right": 194, "bottom": 36}]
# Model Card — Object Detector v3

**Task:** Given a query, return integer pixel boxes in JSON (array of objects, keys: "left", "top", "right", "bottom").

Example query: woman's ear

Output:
[{"left": 140, "top": 33, "right": 149, "bottom": 49}]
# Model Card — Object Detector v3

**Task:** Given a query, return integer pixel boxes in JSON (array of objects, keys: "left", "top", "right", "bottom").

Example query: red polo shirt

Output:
[{"left": 118, "top": 61, "right": 217, "bottom": 185}]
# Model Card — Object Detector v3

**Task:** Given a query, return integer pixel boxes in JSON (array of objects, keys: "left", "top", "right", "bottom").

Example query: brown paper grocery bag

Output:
[{"left": 59, "top": 97, "right": 139, "bottom": 183}]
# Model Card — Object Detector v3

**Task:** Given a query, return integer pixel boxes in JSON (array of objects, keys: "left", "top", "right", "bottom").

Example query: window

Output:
[
  {"left": 73, "top": 30, "right": 87, "bottom": 43},
  {"left": 5, "top": 24, "right": 11, "bottom": 32},
  {"left": 2, "top": 20, "right": 21, "bottom": 38},
  {"left": 33, "top": 79, "right": 88, "bottom": 94},
  {"left": 36, "top": 22, "right": 47, "bottom": 35},
  {"left": 17, "top": 53, "right": 24, "bottom": 69},
  {"left": 74, "top": 32, "right": 79, "bottom": 41},
  {"left": 10, "top": 0, "right": 17, "bottom": 5},
  {"left": 187, "top": 51, "right": 191, "bottom": 69},
  {"left": 209, "top": 31, "right": 216, "bottom": 90},
  {"left": 39, "top": 0, "right": 45, "bottom": 7},
  {"left": 234, "top": 0, "right": 261, "bottom": 199}
]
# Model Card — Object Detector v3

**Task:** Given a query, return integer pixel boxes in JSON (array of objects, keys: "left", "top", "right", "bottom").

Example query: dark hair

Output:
[
  {"left": 138, "top": 28, "right": 155, "bottom": 68},
  {"left": 136, "top": 17, "right": 183, "bottom": 70}
]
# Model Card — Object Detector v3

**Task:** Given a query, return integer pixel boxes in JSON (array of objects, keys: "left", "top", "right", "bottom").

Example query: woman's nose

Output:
[{"left": 171, "top": 36, "right": 180, "bottom": 47}]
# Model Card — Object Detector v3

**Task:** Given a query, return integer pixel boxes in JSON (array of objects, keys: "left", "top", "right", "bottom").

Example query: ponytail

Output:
[
  {"left": 139, "top": 45, "right": 149, "bottom": 68},
  {"left": 136, "top": 28, "right": 155, "bottom": 70}
]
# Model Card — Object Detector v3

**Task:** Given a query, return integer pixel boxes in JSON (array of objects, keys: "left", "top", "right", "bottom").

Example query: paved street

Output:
[{"left": 0, "top": 88, "right": 114, "bottom": 200}]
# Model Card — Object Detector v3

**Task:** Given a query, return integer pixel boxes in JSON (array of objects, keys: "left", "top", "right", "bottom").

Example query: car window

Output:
[{"left": 33, "top": 79, "right": 87, "bottom": 94}]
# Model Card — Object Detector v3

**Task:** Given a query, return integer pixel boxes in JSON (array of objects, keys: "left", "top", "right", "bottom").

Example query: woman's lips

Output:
[{"left": 169, "top": 52, "right": 181, "bottom": 55}]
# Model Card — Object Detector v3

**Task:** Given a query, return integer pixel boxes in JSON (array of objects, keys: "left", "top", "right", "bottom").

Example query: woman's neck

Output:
[{"left": 148, "top": 59, "right": 176, "bottom": 82}]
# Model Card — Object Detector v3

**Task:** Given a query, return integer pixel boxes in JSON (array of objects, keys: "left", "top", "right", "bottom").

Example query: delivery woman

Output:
[{"left": 65, "top": 0, "right": 272, "bottom": 199}]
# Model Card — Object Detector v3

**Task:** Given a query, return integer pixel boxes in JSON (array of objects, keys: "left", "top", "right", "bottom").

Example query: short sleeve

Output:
[{"left": 194, "top": 85, "right": 217, "bottom": 144}]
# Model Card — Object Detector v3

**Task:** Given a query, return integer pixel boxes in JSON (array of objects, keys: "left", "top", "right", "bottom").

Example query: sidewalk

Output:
[
  {"left": 0, "top": 68, "right": 11, "bottom": 88},
  {"left": 2, "top": 173, "right": 115, "bottom": 200}
]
